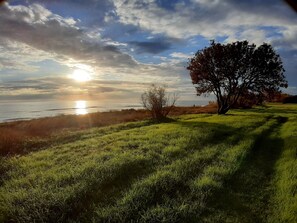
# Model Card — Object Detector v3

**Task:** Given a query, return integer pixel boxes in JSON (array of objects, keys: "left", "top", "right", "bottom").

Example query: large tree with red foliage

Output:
[{"left": 187, "top": 41, "right": 288, "bottom": 114}]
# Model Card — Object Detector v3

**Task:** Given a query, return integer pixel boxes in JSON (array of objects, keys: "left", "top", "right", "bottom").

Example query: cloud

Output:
[
  {"left": 1, "top": 0, "right": 296, "bottom": 102},
  {"left": 0, "top": 77, "right": 160, "bottom": 101},
  {"left": 113, "top": 0, "right": 297, "bottom": 44},
  {"left": 170, "top": 52, "right": 192, "bottom": 59},
  {"left": 0, "top": 3, "right": 137, "bottom": 69},
  {"left": 0, "top": 2, "right": 190, "bottom": 89},
  {"left": 272, "top": 25, "right": 297, "bottom": 50},
  {"left": 129, "top": 39, "right": 172, "bottom": 54},
  {"left": 13, "top": 0, "right": 115, "bottom": 26},
  {"left": 111, "top": 0, "right": 297, "bottom": 94},
  {"left": 0, "top": 51, "right": 194, "bottom": 100},
  {"left": 285, "top": 86, "right": 297, "bottom": 95},
  {"left": 278, "top": 49, "right": 297, "bottom": 87},
  {"left": 0, "top": 38, "right": 57, "bottom": 73}
]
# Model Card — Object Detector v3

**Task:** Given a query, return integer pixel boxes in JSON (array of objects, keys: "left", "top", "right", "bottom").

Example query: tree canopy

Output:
[{"left": 187, "top": 41, "right": 288, "bottom": 114}]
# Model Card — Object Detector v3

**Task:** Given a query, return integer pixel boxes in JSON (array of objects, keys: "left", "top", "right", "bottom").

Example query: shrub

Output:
[{"left": 141, "top": 84, "right": 178, "bottom": 121}]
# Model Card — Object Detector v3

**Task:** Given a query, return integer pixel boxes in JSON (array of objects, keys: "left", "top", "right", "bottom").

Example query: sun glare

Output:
[
  {"left": 72, "top": 69, "right": 91, "bottom": 82},
  {"left": 75, "top": 100, "right": 87, "bottom": 115}
]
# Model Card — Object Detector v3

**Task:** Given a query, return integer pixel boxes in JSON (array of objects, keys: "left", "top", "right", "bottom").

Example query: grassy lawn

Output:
[{"left": 0, "top": 104, "right": 296, "bottom": 222}]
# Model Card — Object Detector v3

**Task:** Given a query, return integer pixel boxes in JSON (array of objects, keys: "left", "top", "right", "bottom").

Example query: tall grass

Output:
[{"left": 0, "top": 105, "right": 217, "bottom": 156}]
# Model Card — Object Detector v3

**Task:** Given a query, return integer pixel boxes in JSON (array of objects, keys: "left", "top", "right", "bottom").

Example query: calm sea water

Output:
[{"left": 0, "top": 100, "right": 208, "bottom": 123}]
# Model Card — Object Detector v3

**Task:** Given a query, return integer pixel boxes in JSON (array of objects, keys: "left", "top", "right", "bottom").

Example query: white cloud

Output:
[
  {"left": 1, "top": 1, "right": 296, "bottom": 101},
  {"left": 272, "top": 25, "right": 297, "bottom": 49},
  {"left": 224, "top": 29, "right": 267, "bottom": 46},
  {"left": 0, "top": 3, "right": 137, "bottom": 69},
  {"left": 113, "top": 0, "right": 297, "bottom": 47},
  {"left": 0, "top": 38, "right": 55, "bottom": 72},
  {"left": 284, "top": 86, "right": 297, "bottom": 95},
  {"left": 170, "top": 52, "right": 192, "bottom": 59}
]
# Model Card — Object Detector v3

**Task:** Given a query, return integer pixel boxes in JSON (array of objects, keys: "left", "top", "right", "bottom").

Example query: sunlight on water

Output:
[{"left": 75, "top": 100, "right": 87, "bottom": 115}]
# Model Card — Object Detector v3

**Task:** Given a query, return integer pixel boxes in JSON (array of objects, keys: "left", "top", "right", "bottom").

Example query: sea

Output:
[{"left": 0, "top": 100, "right": 208, "bottom": 123}]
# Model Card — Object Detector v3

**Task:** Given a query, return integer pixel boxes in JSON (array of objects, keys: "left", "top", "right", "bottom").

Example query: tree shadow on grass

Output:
[
  {"left": 234, "top": 107, "right": 297, "bottom": 115},
  {"left": 176, "top": 120, "right": 244, "bottom": 146},
  {"left": 201, "top": 117, "right": 286, "bottom": 223},
  {"left": 64, "top": 121, "right": 240, "bottom": 223},
  {"left": 148, "top": 117, "right": 176, "bottom": 123}
]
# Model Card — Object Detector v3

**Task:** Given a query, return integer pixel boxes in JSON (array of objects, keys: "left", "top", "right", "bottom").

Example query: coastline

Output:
[{"left": 0, "top": 104, "right": 217, "bottom": 156}]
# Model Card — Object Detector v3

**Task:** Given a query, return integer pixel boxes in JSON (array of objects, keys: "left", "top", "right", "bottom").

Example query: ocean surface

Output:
[{"left": 0, "top": 100, "right": 208, "bottom": 123}]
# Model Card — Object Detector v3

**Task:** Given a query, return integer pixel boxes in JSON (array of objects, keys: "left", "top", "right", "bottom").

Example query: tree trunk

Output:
[{"left": 217, "top": 100, "right": 230, "bottom": 114}]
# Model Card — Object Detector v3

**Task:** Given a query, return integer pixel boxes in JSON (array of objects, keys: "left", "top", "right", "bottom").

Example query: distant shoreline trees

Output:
[
  {"left": 283, "top": 95, "right": 297, "bottom": 103},
  {"left": 187, "top": 40, "right": 288, "bottom": 114}
]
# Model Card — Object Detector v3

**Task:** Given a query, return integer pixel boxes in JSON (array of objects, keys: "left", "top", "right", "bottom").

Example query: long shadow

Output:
[
  {"left": 0, "top": 121, "right": 156, "bottom": 188},
  {"left": 234, "top": 107, "right": 297, "bottom": 115},
  {"left": 62, "top": 121, "right": 240, "bottom": 223},
  {"left": 176, "top": 120, "right": 248, "bottom": 147},
  {"left": 201, "top": 117, "right": 287, "bottom": 223}
]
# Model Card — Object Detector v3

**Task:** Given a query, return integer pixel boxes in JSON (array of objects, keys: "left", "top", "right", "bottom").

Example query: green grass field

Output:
[{"left": 0, "top": 104, "right": 296, "bottom": 222}]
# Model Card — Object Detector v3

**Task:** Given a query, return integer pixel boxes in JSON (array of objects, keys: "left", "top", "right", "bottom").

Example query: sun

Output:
[{"left": 72, "top": 69, "right": 91, "bottom": 82}]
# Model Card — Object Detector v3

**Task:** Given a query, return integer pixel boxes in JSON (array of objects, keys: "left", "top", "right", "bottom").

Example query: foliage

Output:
[
  {"left": 187, "top": 40, "right": 288, "bottom": 114},
  {"left": 283, "top": 95, "right": 297, "bottom": 103},
  {"left": 232, "top": 89, "right": 264, "bottom": 108},
  {"left": 141, "top": 84, "right": 178, "bottom": 121}
]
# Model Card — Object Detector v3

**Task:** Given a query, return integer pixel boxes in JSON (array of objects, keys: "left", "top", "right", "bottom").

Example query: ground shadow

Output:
[
  {"left": 201, "top": 117, "right": 286, "bottom": 223},
  {"left": 234, "top": 106, "right": 297, "bottom": 115}
]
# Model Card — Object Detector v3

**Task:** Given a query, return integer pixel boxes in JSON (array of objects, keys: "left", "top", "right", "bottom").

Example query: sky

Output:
[{"left": 0, "top": 0, "right": 296, "bottom": 104}]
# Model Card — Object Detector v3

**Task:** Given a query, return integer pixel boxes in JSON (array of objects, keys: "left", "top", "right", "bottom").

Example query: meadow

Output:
[
  {"left": 0, "top": 105, "right": 216, "bottom": 156},
  {"left": 0, "top": 103, "right": 296, "bottom": 222}
]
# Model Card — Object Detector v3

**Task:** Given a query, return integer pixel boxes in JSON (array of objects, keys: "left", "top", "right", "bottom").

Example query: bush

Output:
[
  {"left": 141, "top": 84, "right": 178, "bottom": 121},
  {"left": 283, "top": 95, "right": 297, "bottom": 103}
]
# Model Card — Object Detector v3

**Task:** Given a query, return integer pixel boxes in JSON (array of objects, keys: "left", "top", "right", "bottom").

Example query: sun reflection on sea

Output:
[{"left": 75, "top": 101, "right": 87, "bottom": 115}]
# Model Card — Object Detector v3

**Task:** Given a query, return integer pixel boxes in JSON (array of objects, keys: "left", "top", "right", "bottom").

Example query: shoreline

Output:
[
  {"left": 0, "top": 104, "right": 215, "bottom": 125},
  {"left": 0, "top": 105, "right": 217, "bottom": 156},
  {"left": 0, "top": 100, "right": 211, "bottom": 123}
]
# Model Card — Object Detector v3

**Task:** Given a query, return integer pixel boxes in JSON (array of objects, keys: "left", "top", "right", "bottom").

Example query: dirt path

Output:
[{"left": 201, "top": 116, "right": 287, "bottom": 223}]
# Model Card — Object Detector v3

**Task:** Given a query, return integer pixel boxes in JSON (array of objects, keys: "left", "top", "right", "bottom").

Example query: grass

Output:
[
  {"left": 268, "top": 115, "right": 297, "bottom": 223},
  {"left": 0, "top": 104, "right": 217, "bottom": 156},
  {"left": 0, "top": 103, "right": 296, "bottom": 222},
  {"left": 201, "top": 116, "right": 284, "bottom": 222}
]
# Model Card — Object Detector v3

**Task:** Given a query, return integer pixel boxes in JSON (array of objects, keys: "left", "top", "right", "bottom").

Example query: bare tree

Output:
[{"left": 141, "top": 84, "right": 178, "bottom": 121}]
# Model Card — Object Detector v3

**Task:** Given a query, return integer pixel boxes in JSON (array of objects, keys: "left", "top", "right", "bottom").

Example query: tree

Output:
[
  {"left": 141, "top": 84, "right": 178, "bottom": 121},
  {"left": 187, "top": 41, "right": 288, "bottom": 114}
]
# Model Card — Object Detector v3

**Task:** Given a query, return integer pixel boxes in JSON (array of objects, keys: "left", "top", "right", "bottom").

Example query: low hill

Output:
[{"left": 0, "top": 104, "right": 296, "bottom": 222}]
